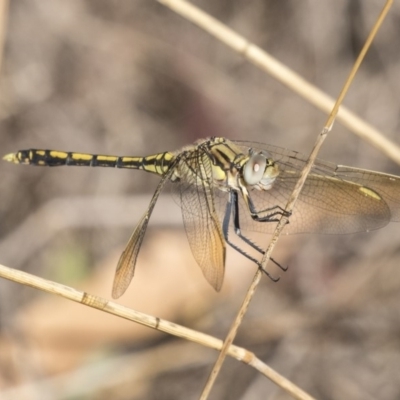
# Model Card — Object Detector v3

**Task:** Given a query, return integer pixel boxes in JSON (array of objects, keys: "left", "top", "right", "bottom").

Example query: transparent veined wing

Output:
[
  {"left": 177, "top": 149, "right": 226, "bottom": 291},
  {"left": 229, "top": 141, "right": 398, "bottom": 235}
]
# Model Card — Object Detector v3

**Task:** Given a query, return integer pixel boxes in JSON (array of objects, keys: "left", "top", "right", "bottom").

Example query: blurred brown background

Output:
[{"left": 0, "top": 1, "right": 400, "bottom": 399}]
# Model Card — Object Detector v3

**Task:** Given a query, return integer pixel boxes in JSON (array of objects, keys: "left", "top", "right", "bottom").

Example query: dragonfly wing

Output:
[
  {"left": 112, "top": 166, "right": 175, "bottom": 298},
  {"left": 233, "top": 142, "right": 393, "bottom": 235},
  {"left": 335, "top": 166, "right": 400, "bottom": 222},
  {"left": 112, "top": 213, "right": 147, "bottom": 299},
  {"left": 178, "top": 151, "right": 226, "bottom": 291}
]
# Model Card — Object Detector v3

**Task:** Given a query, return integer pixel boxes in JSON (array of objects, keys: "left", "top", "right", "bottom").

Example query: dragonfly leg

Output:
[
  {"left": 257, "top": 261, "right": 280, "bottom": 282},
  {"left": 231, "top": 191, "right": 288, "bottom": 272},
  {"left": 246, "top": 194, "right": 292, "bottom": 223},
  {"left": 222, "top": 192, "right": 265, "bottom": 267},
  {"left": 222, "top": 191, "right": 286, "bottom": 279}
]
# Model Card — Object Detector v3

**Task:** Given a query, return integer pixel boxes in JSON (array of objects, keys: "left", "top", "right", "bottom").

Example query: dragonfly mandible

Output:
[{"left": 4, "top": 137, "right": 400, "bottom": 298}]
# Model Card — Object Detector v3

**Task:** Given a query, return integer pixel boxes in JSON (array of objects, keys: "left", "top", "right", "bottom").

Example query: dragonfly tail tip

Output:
[{"left": 3, "top": 153, "right": 17, "bottom": 163}]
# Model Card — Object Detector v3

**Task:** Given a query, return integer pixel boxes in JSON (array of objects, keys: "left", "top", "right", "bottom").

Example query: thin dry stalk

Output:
[
  {"left": 158, "top": 0, "right": 400, "bottom": 165},
  {"left": 0, "top": 0, "right": 8, "bottom": 73},
  {"left": 184, "top": 1, "right": 393, "bottom": 399},
  {"left": 0, "top": 263, "right": 315, "bottom": 400}
]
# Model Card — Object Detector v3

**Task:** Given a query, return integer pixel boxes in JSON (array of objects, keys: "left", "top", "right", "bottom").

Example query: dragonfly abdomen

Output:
[{"left": 4, "top": 149, "right": 175, "bottom": 175}]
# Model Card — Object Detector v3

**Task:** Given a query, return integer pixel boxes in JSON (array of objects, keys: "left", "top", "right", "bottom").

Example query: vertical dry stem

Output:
[{"left": 159, "top": 1, "right": 392, "bottom": 399}]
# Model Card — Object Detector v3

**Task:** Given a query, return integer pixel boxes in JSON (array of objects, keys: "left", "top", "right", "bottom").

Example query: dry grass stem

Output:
[
  {"left": 171, "top": 0, "right": 393, "bottom": 398},
  {"left": 158, "top": 0, "right": 400, "bottom": 165},
  {"left": 0, "top": 262, "right": 315, "bottom": 400},
  {"left": 0, "top": 0, "right": 8, "bottom": 73}
]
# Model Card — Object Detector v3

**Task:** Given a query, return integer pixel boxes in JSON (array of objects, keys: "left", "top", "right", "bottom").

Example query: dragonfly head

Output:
[{"left": 242, "top": 150, "right": 279, "bottom": 190}]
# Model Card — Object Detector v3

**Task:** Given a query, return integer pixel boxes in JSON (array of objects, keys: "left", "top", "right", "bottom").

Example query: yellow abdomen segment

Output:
[{"left": 3, "top": 149, "right": 175, "bottom": 176}]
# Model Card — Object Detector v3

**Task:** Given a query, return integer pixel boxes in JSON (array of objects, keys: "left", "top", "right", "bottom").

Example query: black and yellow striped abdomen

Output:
[{"left": 3, "top": 149, "right": 175, "bottom": 176}]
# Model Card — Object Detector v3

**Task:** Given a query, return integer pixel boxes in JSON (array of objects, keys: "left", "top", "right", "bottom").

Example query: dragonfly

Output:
[{"left": 4, "top": 137, "right": 400, "bottom": 298}]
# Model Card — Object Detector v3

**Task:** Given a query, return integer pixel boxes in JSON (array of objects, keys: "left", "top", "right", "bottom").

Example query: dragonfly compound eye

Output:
[{"left": 243, "top": 152, "right": 267, "bottom": 185}]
